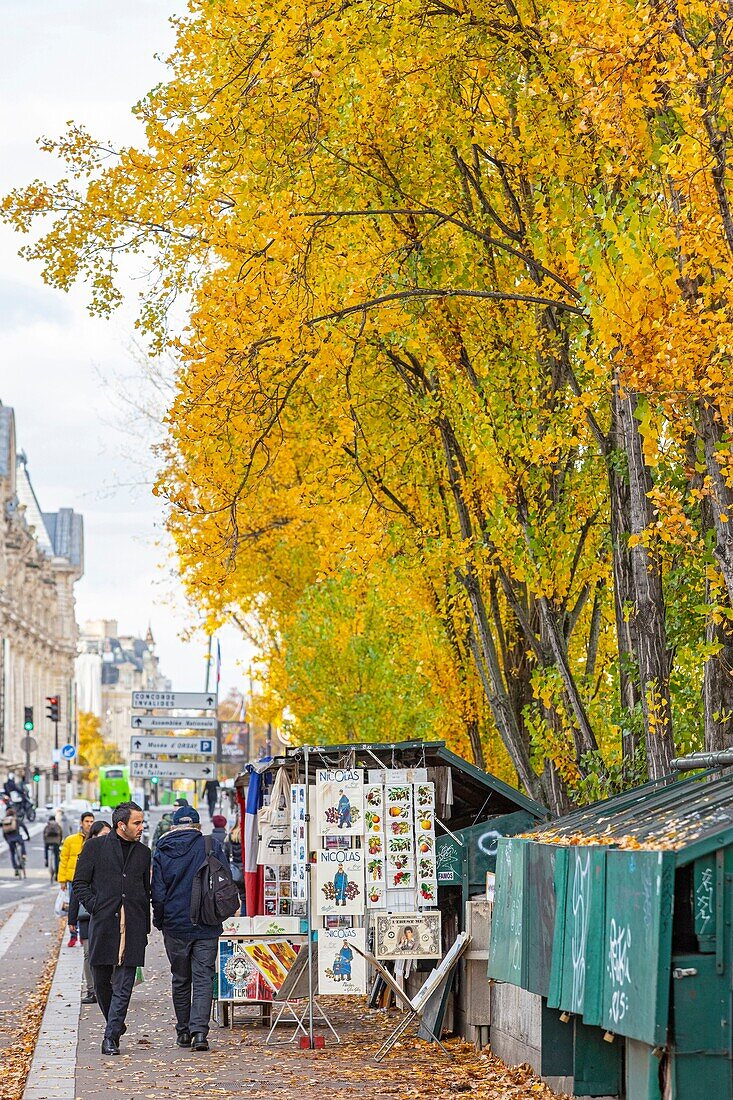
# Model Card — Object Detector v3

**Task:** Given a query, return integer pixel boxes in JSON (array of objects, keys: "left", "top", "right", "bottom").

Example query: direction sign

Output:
[
  {"left": 131, "top": 691, "right": 217, "bottom": 710},
  {"left": 61, "top": 744, "right": 76, "bottom": 760},
  {"left": 129, "top": 759, "right": 218, "bottom": 780},
  {"left": 129, "top": 735, "right": 215, "bottom": 757},
  {"left": 130, "top": 715, "right": 217, "bottom": 732}
]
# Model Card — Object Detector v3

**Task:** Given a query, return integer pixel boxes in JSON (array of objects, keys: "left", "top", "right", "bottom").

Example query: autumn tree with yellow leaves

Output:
[
  {"left": 77, "top": 712, "right": 122, "bottom": 779},
  {"left": 6, "top": 0, "right": 733, "bottom": 809}
]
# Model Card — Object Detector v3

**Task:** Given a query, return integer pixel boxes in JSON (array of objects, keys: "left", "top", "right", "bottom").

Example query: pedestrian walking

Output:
[
  {"left": 151, "top": 811, "right": 173, "bottom": 853},
  {"left": 68, "top": 820, "right": 112, "bottom": 1005},
  {"left": 224, "top": 822, "right": 245, "bottom": 905},
  {"left": 72, "top": 802, "right": 151, "bottom": 1056},
  {"left": 202, "top": 779, "right": 219, "bottom": 818},
  {"left": 210, "top": 814, "right": 227, "bottom": 847},
  {"left": 59, "top": 811, "right": 94, "bottom": 945},
  {"left": 152, "top": 805, "right": 228, "bottom": 1051},
  {"left": 43, "top": 815, "right": 63, "bottom": 881},
  {"left": 1, "top": 805, "right": 26, "bottom": 876}
]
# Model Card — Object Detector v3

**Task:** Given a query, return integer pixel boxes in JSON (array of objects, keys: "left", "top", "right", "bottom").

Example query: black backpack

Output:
[{"left": 190, "top": 836, "right": 241, "bottom": 925}]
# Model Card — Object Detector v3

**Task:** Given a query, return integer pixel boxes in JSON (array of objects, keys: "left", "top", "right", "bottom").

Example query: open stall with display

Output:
[{"left": 228, "top": 740, "right": 545, "bottom": 1048}]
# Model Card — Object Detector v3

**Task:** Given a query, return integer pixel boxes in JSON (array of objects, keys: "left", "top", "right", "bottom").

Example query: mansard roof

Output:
[
  {"left": 11, "top": 439, "right": 84, "bottom": 576},
  {"left": 42, "top": 508, "right": 84, "bottom": 570},
  {"left": 0, "top": 405, "right": 16, "bottom": 482}
]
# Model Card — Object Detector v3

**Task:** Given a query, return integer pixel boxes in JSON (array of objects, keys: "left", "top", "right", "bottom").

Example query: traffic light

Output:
[
  {"left": 32, "top": 767, "right": 40, "bottom": 783},
  {"left": 52, "top": 762, "right": 59, "bottom": 781},
  {"left": 46, "top": 696, "right": 59, "bottom": 723},
  {"left": 23, "top": 706, "right": 34, "bottom": 732},
  {"left": 150, "top": 776, "right": 159, "bottom": 785}
]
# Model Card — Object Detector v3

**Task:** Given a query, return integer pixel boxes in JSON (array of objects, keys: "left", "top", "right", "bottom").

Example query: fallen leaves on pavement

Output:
[{"left": 3, "top": 917, "right": 64, "bottom": 1100}]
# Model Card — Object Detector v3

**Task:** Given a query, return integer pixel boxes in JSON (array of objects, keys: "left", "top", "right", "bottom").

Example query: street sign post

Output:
[
  {"left": 129, "top": 735, "right": 215, "bottom": 756},
  {"left": 129, "top": 759, "right": 218, "bottom": 780},
  {"left": 130, "top": 715, "right": 217, "bottom": 732},
  {"left": 131, "top": 691, "right": 217, "bottom": 710}
]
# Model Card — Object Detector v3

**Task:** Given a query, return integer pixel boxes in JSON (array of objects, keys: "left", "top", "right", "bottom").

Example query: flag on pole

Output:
[{"left": 244, "top": 765, "right": 265, "bottom": 915}]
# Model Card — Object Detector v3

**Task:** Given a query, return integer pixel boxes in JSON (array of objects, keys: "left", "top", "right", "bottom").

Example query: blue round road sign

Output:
[{"left": 61, "top": 743, "right": 76, "bottom": 760}]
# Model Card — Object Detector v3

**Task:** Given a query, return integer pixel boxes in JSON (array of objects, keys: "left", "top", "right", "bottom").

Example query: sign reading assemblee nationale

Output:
[
  {"left": 130, "top": 715, "right": 217, "bottom": 731},
  {"left": 129, "top": 735, "right": 215, "bottom": 756},
  {"left": 129, "top": 759, "right": 218, "bottom": 780},
  {"left": 131, "top": 691, "right": 218, "bottom": 711}
]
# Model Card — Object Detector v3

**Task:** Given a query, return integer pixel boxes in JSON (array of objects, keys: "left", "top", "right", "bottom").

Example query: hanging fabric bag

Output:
[{"left": 257, "top": 767, "right": 292, "bottom": 866}]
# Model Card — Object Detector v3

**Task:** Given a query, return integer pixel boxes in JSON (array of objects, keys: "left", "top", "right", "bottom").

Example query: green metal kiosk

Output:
[{"left": 489, "top": 766, "right": 733, "bottom": 1099}]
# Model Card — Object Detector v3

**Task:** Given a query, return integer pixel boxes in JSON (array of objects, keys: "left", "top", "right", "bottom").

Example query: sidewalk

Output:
[{"left": 66, "top": 930, "right": 566, "bottom": 1100}]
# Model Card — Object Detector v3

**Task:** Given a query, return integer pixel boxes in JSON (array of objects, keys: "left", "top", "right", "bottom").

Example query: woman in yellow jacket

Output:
[{"left": 59, "top": 811, "right": 95, "bottom": 896}]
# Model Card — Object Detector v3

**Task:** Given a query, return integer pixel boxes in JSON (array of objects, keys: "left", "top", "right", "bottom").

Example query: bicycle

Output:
[{"left": 9, "top": 838, "right": 26, "bottom": 878}]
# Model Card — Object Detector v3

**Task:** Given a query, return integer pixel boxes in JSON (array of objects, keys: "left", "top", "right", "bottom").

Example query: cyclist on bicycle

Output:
[
  {"left": 44, "top": 814, "right": 63, "bottom": 880},
  {"left": 2, "top": 806, "right": 26, "bottom": 876}
]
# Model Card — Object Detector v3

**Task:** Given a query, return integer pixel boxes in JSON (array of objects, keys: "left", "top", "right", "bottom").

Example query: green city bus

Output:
[{"left": 98, "top": 765, "right": 132, "bottom": 808}]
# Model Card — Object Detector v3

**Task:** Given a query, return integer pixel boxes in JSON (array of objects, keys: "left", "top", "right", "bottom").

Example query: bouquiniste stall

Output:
[{"left": 232, "top": 740, "right": 546, "bottom": 1041}]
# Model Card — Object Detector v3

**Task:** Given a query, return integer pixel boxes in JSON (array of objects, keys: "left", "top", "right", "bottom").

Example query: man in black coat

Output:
[{"left": 73, "top": 801, "right": 150, "bottom": 1055}]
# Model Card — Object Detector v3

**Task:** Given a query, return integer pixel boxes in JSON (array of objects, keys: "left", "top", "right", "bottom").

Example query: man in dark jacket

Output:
[
  {"left": 152, "top": 805, "right": 224, "bottom": 1052},
  {"left": 73, "top": 802, "right": 150, "bottom": 1056}
]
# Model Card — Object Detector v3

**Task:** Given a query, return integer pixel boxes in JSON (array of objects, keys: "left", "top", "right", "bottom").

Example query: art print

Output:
[
  {"left": 242, "top": 941, "right": 290, "bottom": 992},
  {"left": 318, "top": 928, "right": 367, "bottom": 995},
  {"left": 375, "top": 911, "right": 442, "bottom": 961},
  {"left": 413, "top": 785, "right": 437, "bottom": 905},
  {"left": 316, "top": 768, "right": 364, "bottom": 836},
  {"left": 290, "top": 783, "right": 309, "bottom": 899},
  {"left": 218, "top": 939, "right": 273, "bottom": 1002},
  {"left": 316, "top": 847, "right": 365, "bottom": 915}
]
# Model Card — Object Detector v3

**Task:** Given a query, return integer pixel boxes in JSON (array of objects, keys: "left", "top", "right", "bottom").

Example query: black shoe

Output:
[
  {"left": 176, "top": 1030, "right": 192, "bottom": 1047},
  {"left": 101, "top": 1037, "right": 120, "bottom": 1056},
  {"left": 81, "top": 993, "right": 97, "bottom": 1005},
  {"left": 190, "top": 1032, "right": 209, "bottom": 1052}
]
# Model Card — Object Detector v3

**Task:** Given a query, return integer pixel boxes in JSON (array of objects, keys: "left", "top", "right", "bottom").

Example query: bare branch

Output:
[{"left": 309, "top": 287, "right": 587, "bottom": 325}]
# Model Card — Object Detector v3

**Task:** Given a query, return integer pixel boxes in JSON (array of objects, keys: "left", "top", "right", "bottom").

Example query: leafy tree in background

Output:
[
  {"left": 77, "top": 711, "right": 121, "bottom": 781},
  {"left": 6, "top": 0, "right": 733, "bottom": 807}
]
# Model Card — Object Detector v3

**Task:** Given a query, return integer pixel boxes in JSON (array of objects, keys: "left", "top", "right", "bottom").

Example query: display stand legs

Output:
[
  {"left": 265, "top": 997, "right": 341, "bottom": 1046},
  {"left": 373, "top": 1008, "right": 451, "bottom": 1063}
]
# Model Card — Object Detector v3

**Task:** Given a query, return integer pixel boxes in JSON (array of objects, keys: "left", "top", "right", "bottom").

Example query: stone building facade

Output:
[
  {"left": 0, "top": 403, "right": 83, "bottom": 800},
  {"left": 76, "top": 620, "right": 171, "bottom": 761}
]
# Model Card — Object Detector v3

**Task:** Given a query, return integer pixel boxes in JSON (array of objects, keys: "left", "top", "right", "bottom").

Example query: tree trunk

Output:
[
  {"left": 699, "top": 399, "right": 733, "bottom": 607},
  {"left": 607, "top": 387, "right": 641, "bottom": 764},
  {"left": 618, "top": 389, "right": 674, "bottom": 778},
  {"left": 436, "top": 416, "right": 543, "bottom": 800},
  {"left": 464, "top": 572, "right": 542, "bottom": 801},
  {"left": 704, "top": 592, "right": 733, "bottom": 752},
  {"left": 465, "top": 716, "right": 485, "bottom": 770},
  {"left": 699, "top": 493, "right": 733, "bottom": 752},
  {"left": 536, "top": 596, "right": 599, "bottom": 759}
]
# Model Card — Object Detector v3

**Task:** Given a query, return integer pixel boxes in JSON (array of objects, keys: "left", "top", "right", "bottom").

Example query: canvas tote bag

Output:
[{"left": 257, "top": 767, "right": 291, "bottom": 866}]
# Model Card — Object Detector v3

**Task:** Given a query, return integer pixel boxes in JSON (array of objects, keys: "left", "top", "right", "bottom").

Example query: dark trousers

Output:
[
  {"left": 163, "top": 933, "right": 217, "bottom": 1036},
  {"left": 93, "top": 964, "right": 136, "bottom": 1040},
  {"left": 207, "top": 793, "right": 217, "bottom": 817}
]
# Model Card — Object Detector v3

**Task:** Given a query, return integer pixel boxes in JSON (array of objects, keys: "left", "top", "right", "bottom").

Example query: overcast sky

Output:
[{"left": 0, "top": 1, "right": 253, "bottom": 698}]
